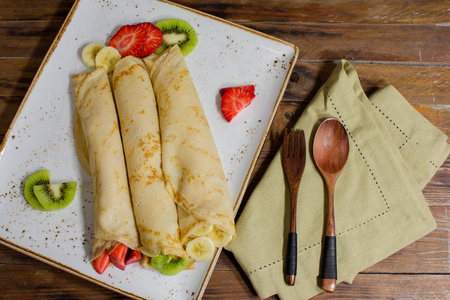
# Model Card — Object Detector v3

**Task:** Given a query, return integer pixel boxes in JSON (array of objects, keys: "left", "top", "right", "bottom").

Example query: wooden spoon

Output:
[{"left": 313, "top": 118, "right": 349, "bottom": 292}]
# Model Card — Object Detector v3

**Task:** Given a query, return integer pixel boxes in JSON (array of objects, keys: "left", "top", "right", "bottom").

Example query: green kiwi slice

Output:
[
  {"left": 33, "top": 182, "right": 77, "bottom": 211},
  {"left": 155, "top": 19, "right": 198, "bottom": 56},
  {"left": 151, "top": 253, "right": 192, "bottom": 276},
  {"left": 24, "top": 169, "right": 51, "bottom": 210}
]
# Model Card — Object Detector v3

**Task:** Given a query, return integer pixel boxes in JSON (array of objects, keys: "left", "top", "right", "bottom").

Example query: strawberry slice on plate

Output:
[
  {"left": 93, "top": 249, "right": 110, "bottom": 274},
  {"left": 220, "top": 84, "right": 255, "bottom": 97},
  {"left": 221, "top": 87, "right": 256, "bottom": 122},
  {"left": 136, "top": 22, "right": 163, "bottom": 57},
  {"left": 108, "top": 24, "right": 147, "bottom": 57},
  {"left": 125, "top": 249, "right": 143, "bottom": 265},
  {"left": 109, "top": 243, "right": 128, "bottom": 271}
]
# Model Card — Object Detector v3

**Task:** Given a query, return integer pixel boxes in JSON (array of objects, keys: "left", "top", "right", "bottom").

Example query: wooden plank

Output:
[
  {"left": 1, "top": 59, "right": 448, "bottom": 103},
  {"left": 0, "top": 97, "right": 21, "bottom": 135},
  {"left": 0, "top": 264, "right": 127, "bottom": 300},
  {"left": 2, "top": 263, "right": 446, "bottom": 300},
  {"left": 173, "top": 0, "right": 450, "bottom": 25},
  {"left": 204, "top": 271, "right": 449, "bottom": 299},
  {"left": 2, "top": 60, "right": 447, "bottom": 145},
  {"left": 424, "top": 159, "right": 450, "bottom": 205},
  {"left": 1, "top": 0, "right": 449, "bottom": 25},
  {"left": 246, "top": 22, "right": 450, "bottom": 64},
  {"left": 0, "top": 0, "right": 74, "bottom": 21},
  {"left": 309, "top": 274, "right": 449, "bottom": 299},
  {"left": 363, "top": 206, "right": 449, "bottom": 273},
  {"left": 0, "top": 243, "right": 48, "bottom": 266},
  {"left": 287, "top": 63, "right": 450, "bottom": 105},
  {"left": 0, "top": 22, "right": 62, "bottom": 58},
  {"left": 1, "top": 213, "right": 447, "bottom": 299},
  {"left": 4, "top": 208, "right": 446, "bottom": 274},
  {"left": 0, "top": 58, "right": 43, "bottom": 97},
  {"left": 0, "top": 21, "right": 448, "bottom": 64},
  {"left": 1, "top": 198, "right": 445, "bottom": 272}
]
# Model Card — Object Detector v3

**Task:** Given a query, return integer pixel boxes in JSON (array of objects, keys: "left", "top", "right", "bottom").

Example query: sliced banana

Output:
[
  {"left": 207, "top": 226, "right": 233, "bottom": 247},
  {"left": 81, "top": 42, "right": 106, "bottom": 69},
  {"left": 186, "top": 236, "right": 215, "bottom": 261},
  {"left": 95, "top": 46, "right": 121, "bottom": 73},
  {"left": 192, "top": 224, "right": 214, "bottom": 237}
]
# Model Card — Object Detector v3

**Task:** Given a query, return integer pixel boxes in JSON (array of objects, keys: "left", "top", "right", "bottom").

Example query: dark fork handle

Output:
[
  {"left": 286, "top": 182, "right": 299, "bottom": 285},
  {"left": 286, "top": 232, "right": 297, "bottom": 285}
]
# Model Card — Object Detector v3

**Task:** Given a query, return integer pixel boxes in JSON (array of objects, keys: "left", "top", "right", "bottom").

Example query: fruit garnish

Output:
[
  {"left": 207, "top": 226, "right": 233, "bottom": 247},
  {"left": 95, "top": 46, "right": 121, "bottom": 73},
  {"left": 151, "top": 253, "right": 192, "bottom": 276},
  {"left": 109, "top": 243, "right": 128, "bottom": 271},
  {"left": 136, "top": 22, "right": 163, "bottom": 57},
  {"left": 221, "top": 87, "right": 256, "bottom": 122},
  {"left": 219, "top": 84, "right": 255, "bottom": 97},
  {"left": 186, "top": 236, "right": 215, "bottom": 261},
  {"left": 192, "top": 224, "right": 214, "bottom": 237},
  {"left": 125, "top": 249, "right": 143, "bottom": 265},
  {"left": 33, "top": 181, "right": 77, "bottom": 211},
  {"left": 24, "top": 169, "right": 50, "bottom": 210},
  {"left": 108, "top": 24, "right": 147, "bottom": 57},
  {"left": 155, "top": 19, "right": 198, "bottom": 56},
  {"left": 93, "top": 249, "right": 110, "bottom": 274},
  {"left": 81, "top": 42, "right": 106, "bottom": 69}
]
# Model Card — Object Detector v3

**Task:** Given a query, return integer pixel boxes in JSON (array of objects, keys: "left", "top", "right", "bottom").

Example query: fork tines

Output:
[{"left": 283, "top": 129, "right": 306, "bottom": 162}]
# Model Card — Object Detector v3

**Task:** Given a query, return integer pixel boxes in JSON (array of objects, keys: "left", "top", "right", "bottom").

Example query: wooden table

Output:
[{"left": 1, "top": 0, "right": 448, "bottom": 299}]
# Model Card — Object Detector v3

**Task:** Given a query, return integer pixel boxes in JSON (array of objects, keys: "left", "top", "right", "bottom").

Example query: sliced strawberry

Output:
[
  {"left": 125, "top": 249, "right": 143, "bottom": 265},
  {"left": 109, "top": 243, "right": 128, "bottom": 271},
  {"left": 93, "top": 249, "right": 110, "bottom": 274},
  {"left": 136, "top": 22, "right": 163, "bottom": 57},
  {"left": 108, "top": 24, "right": 146, "bottom": 57},
  {"left": 220, "top": 84, "right": 255, "bottom": 97},
  {"left": 221, "top": 88, "right": 255, "bottom": 122}
]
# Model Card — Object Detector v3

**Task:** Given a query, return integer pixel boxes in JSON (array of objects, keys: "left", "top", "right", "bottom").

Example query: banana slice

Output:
[
  {"left": 207, "top": 226, "right": 233, "bottom": 247},
  {"left": 192, "top": 224, "right": 214, "bottom": 237},
  {"left": 81, "top": 42, "right": 106, "bottom": 69},
  {"left": 95, "top": 46, "right": 121, "bottom": 73},
  {"left": 186, "top": 236, "right": 215, "bottom": 261}
]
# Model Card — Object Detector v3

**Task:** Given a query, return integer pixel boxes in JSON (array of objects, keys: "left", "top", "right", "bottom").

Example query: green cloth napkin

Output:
[{"left": 225, "top": 60, "right": 449, "bottom": 300}]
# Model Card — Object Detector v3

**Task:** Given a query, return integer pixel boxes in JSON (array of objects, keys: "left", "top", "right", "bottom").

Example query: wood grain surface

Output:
[{"left": 0, "top": 0, "right": 448, "bottom": 299}]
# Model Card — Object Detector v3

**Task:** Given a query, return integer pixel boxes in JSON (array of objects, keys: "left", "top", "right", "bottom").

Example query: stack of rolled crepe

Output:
[{"left": 71, "top": 45, "right": 236, "bottom": 273}]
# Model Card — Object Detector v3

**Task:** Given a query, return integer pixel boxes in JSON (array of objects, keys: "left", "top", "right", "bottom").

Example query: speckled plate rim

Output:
[{"left": 0, "top": 0, "right": 299, "bottom": 299}]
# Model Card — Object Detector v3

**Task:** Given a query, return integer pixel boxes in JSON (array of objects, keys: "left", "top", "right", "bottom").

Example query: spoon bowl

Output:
[
  {"left": 313, "top": 118, "right": 349, "bottom": 293},
  {"left": 314, "top": 119, "right": 350, "bottom": 175}
]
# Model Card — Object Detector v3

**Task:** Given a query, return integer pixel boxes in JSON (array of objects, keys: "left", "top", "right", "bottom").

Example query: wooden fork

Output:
[{"left": 282, "top": 128, "right": 306, "bottom": 286}]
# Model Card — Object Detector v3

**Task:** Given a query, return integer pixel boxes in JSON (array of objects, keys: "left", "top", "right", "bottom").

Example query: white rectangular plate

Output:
[{"left": 0, "top": 0, "right": 298, "bottom": 299}]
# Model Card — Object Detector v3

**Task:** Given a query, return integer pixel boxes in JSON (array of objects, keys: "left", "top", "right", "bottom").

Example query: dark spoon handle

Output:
[{"left": 322, "top": 235, "right": 337, "bottom": 292}]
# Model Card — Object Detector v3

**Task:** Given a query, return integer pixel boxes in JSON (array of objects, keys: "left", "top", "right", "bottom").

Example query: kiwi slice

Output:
[
  {"left": 151, "top": 253, "right": 192, "bottom": 276},
  {"left": 24, "top": 169, "right": 51, "bottom": 210},
  {"left": 155, "top": 19, "right": 198, "bottom": 56},
  {"left": 33, "top": 182, "right": 77, "bottom": 211}
]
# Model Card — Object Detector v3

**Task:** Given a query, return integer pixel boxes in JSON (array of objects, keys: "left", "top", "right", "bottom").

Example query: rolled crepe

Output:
[
  {"left": 72, "top": 67, "right": 139, "bottom": 259},
  {"left": 73, "top": 109, "right": 91, "bottom": 176},
  {"left": 112, "top": 56, "right": 187, "bottom": 258},
  {"left": 144, "top": 45, "right": 236, "bottom": 246}
]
